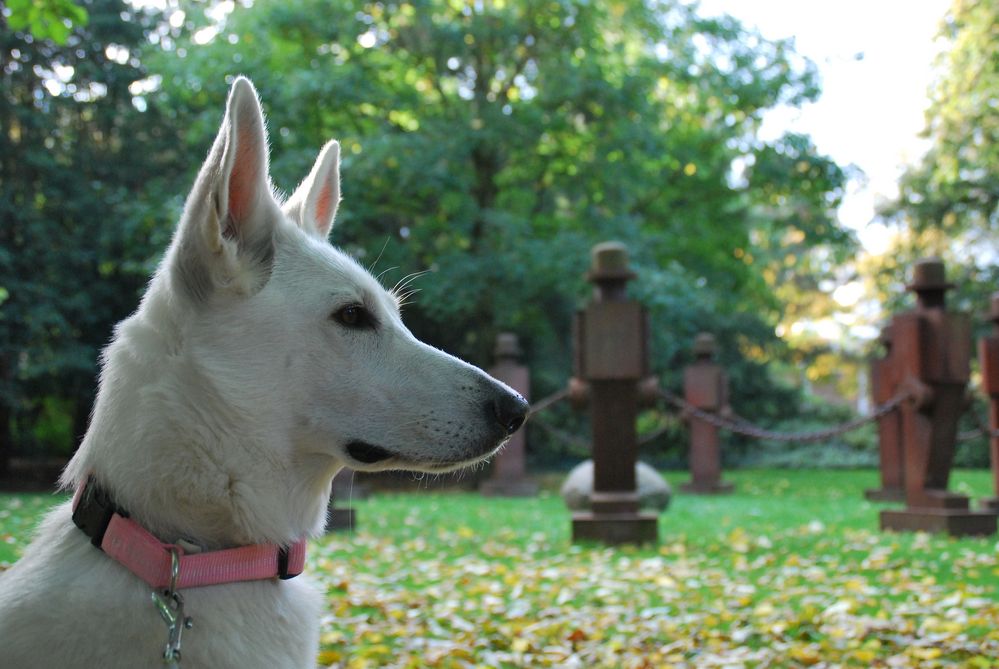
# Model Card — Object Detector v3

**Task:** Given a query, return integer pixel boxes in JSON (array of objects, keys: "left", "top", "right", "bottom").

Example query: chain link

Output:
[
  {"left": 529, "top": 388, "right": 569, "bottom": 415},
  {"left": 528, "top": 413, "right": 590, "bottom": 450},
  {"left": 527, "top": 388, "right": 586, "bottom": 450},
  {"left": 656, "top": 387, "right": 909, "bottom": 444},
  {"left": 637, "top": 421, "right": 678, "bottom": 445},
  {"left": 526, "top": 381, "right": 998, "bottom": 445},
  {"left": 957, "top": 409, "right": 999, "bottom": 441}
]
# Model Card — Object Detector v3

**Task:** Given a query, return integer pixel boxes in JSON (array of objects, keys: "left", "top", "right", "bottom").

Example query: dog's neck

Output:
[{"left": 63, "top": 287, "right": 340, "bottom": 550}]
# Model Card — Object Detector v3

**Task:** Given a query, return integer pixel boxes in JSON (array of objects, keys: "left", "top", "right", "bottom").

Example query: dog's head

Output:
[{"left": 163, "top": 77, "right": 527, "bottom": 474}]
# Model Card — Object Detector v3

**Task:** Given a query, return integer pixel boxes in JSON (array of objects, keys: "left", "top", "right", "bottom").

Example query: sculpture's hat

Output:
[
  {"left": 494, "top": 332, "right": 523, "bottom": 359},
  {"left": 906, "top": 257, "right": 954, "bottom": 292},
  {"left": 693, "top": 332, "right": 717, "bottom": 357}
]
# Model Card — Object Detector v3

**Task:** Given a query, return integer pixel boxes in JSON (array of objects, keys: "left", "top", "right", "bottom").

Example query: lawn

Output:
[{"left": 2, "top": 469, "right": 998, "bottom": 668}]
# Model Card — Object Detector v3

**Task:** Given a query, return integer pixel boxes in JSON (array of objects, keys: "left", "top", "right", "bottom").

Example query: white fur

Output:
[{"left": 0, "top": 77, "right": 524, "bottom": 668}]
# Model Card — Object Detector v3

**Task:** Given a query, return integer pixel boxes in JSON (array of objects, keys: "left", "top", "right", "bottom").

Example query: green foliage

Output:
[
  {"left": 877, "top": 0, "right": 998, "bottom": 321},
  {"left": 892, "top": 0, "right": 998, "bottom": 240},
  {"left": 0, "top": 0, "right": 179, "bottom": 464},
  {"left": 4, "top": 0, "right": 89, "bottom": 45},
  {"left": 954, "top": 395, "right": 992, "bottom": 469},
  {"left": 151, "top": 0, "right": 852, "bottom": 435},
  {"left": 747, "top": 132, "right": 855, "bottom": 323},
  {"left": 4, "top": 0, "right": 861, "bottom": 465}
]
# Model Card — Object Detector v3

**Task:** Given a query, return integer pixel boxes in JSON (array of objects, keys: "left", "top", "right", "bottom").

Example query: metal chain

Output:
[
  {"left": 637, "top": 423, "right": 672, "bottom": 445},
  {"left": 656, "top": 387, "right": 909, "bottom": 444},
  {"left": 528, "top": 413, "right": 590, "bottom": 450},
  {"left": 526, "top": 381, "right": 999, "bottom": 445},
  {"left": 529, "top": 388, "right": 569, "bottom": 415},
  {"left": 957, "top": 409, "right": 999, "bottom": 441}
]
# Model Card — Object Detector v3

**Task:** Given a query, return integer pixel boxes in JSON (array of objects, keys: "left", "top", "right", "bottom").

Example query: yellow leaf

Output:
[
  {"left": 320, "top": 630, "right": 345, "bottom": 645},
  {"left": 852, "top": 649, "right": 876, "bottom": 663},
  {"left": 843, "top": 578, "right": 864, "bottom": 592},
  {"left": 361, "top": 644, "right": 391, "bottom": 658},
  {"left": 789, "top": 646, "right": 821, "bottom": 665},
  {"left": 728, "top": 527, "right": 750, "bottom": 553},
  {"left": 753, "top": 602, "right": 775, "bottom": 617},
  {"left": 317, "top": 649, "right": 342, "bottom": 664},
  {"left": 910, "top": 647, "right": 943, "bottom": 660}
]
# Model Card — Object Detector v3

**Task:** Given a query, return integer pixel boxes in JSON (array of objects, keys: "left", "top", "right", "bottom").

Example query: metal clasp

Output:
[{"left": 151, "top": 548, "right": 194, "bottom": 666}]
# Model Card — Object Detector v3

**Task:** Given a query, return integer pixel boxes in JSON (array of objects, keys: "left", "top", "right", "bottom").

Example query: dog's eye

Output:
[{"left": 332, "top": 304, "right": 375, "bottom": 329}]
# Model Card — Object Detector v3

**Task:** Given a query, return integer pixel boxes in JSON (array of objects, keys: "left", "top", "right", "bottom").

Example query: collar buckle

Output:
[{"left": 71, "top": 475, "right": 120, "bottom": 548}]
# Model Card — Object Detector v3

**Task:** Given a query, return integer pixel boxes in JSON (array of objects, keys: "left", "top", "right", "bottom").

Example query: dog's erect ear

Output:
[
  {"left": 171, "top": 77, "right": 276, "bottom": 299},
  {"left": 211, "top": 76, "right": 272, "bottom": 247},
  {"left": 283, "top": 140, "right": 340, "bottom": 240}
]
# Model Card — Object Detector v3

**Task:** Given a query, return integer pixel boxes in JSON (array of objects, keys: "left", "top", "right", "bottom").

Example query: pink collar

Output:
[{"left": 71, "top": 475, "right": 307, "bottom": 590}]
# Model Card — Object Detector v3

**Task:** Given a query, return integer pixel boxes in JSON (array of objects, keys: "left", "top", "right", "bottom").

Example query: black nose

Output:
[{"left": 490, "top": 392, "right": 530, "bottom": 436}]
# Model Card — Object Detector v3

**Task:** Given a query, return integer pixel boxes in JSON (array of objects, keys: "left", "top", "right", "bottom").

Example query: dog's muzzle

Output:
[{"left": 345, "top": 441, "right": 394, "bottom": 464}]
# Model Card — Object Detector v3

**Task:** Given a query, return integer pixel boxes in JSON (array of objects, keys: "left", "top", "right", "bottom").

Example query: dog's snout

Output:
[{"left": 490, "top": 391, "right": 529, "bottom": 436}]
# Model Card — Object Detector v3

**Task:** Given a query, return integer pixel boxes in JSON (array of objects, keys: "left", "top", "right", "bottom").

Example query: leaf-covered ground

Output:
[{"left": 2, "top": 470, "right": 998, "bottom": 667}]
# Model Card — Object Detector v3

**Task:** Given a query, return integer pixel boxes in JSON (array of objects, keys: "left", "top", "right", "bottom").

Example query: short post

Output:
[
  {"left": 865, "top": 325, "right": 906, "bottom": 502},
  {"left": 680, "top": 333, "right": 734, "bottom": 494},
  {"left": 979, "top": 293, "right": 999, "bottom": 512},
  {"left": 880, "top": 259, "right": 997, "bottom": 536},
  {"left": 570, "top": 242, "right": 658, "bottom": 545},
  {"left": 480, "top": 333, "right": 538, "bottom": 497}
]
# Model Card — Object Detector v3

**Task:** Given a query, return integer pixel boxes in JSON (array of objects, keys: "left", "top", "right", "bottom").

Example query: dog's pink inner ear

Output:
[
  {"left": 315, "top": 179, "right": 334, "bottom": 232},
  {"left": 228, "top": 132, "right": 262, "bottom": 224}
]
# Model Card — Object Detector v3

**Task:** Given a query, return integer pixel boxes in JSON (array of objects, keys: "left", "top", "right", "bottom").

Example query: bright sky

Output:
[
  {"left": 693, "top": 0, "right": 950, "bottom": 256},
  {"left": 689, "top": 0, "right": 952, "bottom": 348}
]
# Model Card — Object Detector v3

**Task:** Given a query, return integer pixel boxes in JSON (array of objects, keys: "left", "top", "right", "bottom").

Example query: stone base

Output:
[
  {"left": 325, "top": 507, "right": 356, "bottom": 533},
  {"left": 479, "top": 477, "right": 539, "bottom": 497},
  {"left": 980, "top": 497, "right": 999, "bottom": 513},
  {"left": 864, "top": 487, "right": 906, "bottom": 502},
  {"left": 680, "top": 480, "right": 734, "bottom": 495},
  {"left": 880, "top": 508, "right": 997, "bottom": 537},
  {"left": 571, "top": 512, "right": 658, "bottom": 545}
]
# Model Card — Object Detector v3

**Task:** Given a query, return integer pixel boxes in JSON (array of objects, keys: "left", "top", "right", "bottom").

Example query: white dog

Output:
[{"left": 0, "top": 77, "right": 527, "bottom": 668}]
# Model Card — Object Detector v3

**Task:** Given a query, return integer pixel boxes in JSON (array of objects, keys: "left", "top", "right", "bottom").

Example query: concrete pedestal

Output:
[
  {"left": 881, "top": 508, "right": 997, "bottom": 537},
  {"left": 571, "top": 512, "right": 659, "bottom": 545}
]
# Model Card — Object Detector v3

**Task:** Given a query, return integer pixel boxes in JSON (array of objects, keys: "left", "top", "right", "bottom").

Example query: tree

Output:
[
  {"left": 152, "top": 0, "right": 849, "bottom": 371},
  {"left": 4, "top": 0, "right": 89, "bottom": 45},
  {"left": 2, "top": 0, "right": 858, "bottom": 466},
  {"left": 879, "top": 0, "right": 998, "bottom": 319},
  {"left": 0, "top": 0, "right": 177, "bottom": 473}
]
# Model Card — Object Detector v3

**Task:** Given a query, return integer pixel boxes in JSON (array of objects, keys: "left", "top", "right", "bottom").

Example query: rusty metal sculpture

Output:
[
  {"left": 880, "top": 259, "right": 997, "bottom": 536},
  {"left": 865, "top": 325, "right": 906, "bottom": 502},
  {"left": 979, "top": 293, "right": 999, "bottom": 513},
  {"left": 568, "top": 242, "right": 658, "bottom": 545},
  {"left": 680, "top": 333, "right": 734, "bottom": 494},
  {"left": 480, "top": 333, "right": 538, "bottom": 497}
]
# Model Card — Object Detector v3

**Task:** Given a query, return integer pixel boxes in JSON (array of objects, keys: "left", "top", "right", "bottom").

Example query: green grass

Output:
[
  {"left": 0, "top": 491, "right": 68, "bottom": 565},
  {"left": 3, "top": 470, "right": 998, "bottom": 668}
]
